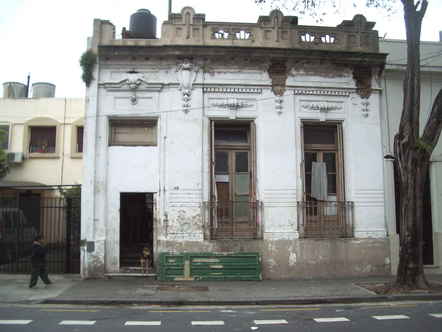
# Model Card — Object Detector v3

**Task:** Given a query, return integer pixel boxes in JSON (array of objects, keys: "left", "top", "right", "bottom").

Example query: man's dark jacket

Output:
[{"left": 31, "top": 242, "right": 47, "bottom": 265}]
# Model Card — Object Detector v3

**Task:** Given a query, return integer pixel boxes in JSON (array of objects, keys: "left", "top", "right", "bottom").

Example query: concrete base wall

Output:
[{"left": 157, "top": 238, "right": 390, "bottom": 279}]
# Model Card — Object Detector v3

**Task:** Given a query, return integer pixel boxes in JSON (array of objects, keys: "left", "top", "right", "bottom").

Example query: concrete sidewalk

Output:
[{"left": 1, "top": 274, "right": 442, "bottom": 306}]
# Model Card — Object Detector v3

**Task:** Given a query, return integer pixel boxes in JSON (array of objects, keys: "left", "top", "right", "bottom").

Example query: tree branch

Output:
[
  {"left": 417, "top": 0, "right": 428, "bottom": 19},
  {"left": 414, "top": 0, "right": 421, "bottom": 10},
  {"left": 421, "top": 89, "right": 442, "bottom": 152}
]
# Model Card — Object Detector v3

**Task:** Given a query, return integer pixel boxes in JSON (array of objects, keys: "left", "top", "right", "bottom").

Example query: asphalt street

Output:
[{"left": 0, "top": 301, "right": 441, "bottom": 331}]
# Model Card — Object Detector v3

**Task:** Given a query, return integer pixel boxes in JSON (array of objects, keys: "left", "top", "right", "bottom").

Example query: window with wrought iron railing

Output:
[
  {"left": 29, "top": 126, "right": 56, "bottom": 153},
  {"left": 208, "top": 121, "right": 260, "bottom": 240}
]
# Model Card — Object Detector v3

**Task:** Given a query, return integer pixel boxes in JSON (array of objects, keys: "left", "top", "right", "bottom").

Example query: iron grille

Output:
[
  {"left": 204, "top": 200, "right": 262, "bottom": 240},
  {"left": 297, "top": 200, "right": 353, "bottom": 238}
]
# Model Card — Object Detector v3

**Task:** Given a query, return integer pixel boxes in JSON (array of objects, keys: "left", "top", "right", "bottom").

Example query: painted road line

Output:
[
  {"left": 362, "top": 304, "right": 416, "bottom": 310},
  {"left": 59, "top": 320, "right": 96, "bottom": 325},
  {"left": 0, "top": 320, "right": 32, "bottom": 325},
  {"left": 254, "top": 319, "right": 288, "bottom": 325},
  {"left": 373, "top": 315, "right": 410, "bottom": 320},
  {"left": 149, "top": 310, "right": 211, "bottom": 313},
  {"left": 429, "top": 313, "right": 442, "bottom": 318},
  {"left": 261, "top": 307, "right": 320, "bottom": 312},
  {"left": 125, "top": 321, "right": 162, "bottom": 326},
  {"left": 191, "top": 321, "right": 225, "bottom": 326},
  {"left": 314, "top": 317, "right": 350, "bottom": 323},
  {"left": 41, "top": 309, "right": 99, "bottom": 312}
]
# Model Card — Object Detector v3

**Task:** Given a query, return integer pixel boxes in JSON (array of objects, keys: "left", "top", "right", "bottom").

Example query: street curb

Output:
[{"left": 41, "top": 294, "right": 442, "bottom": 306}]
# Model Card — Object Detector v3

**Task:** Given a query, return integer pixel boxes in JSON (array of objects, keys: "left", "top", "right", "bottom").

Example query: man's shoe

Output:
[{"left": 29, "top": 285, "right": 36, "bottom": 288}]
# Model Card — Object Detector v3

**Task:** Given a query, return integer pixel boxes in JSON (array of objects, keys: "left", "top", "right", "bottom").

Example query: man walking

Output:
[{"left": 29, "top": 235, "right": 52, "bottom": 288}]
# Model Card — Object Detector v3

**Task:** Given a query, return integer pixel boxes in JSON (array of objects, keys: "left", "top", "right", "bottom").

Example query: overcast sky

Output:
[{"left": 1, "top": 0, "right": 441, "bottom": 98}]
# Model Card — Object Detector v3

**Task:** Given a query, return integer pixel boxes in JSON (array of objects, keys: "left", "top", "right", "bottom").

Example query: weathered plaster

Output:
[{"left": 157, "top": 238, "right": 389, "bottom": 279}]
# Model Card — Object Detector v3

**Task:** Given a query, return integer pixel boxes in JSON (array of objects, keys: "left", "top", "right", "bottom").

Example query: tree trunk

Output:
[
  {"left": 394, "top": 0, "right": 429, "bottom": 289},
  {"left": 394, "top": 141, "right": 429, "bottom": 288}
]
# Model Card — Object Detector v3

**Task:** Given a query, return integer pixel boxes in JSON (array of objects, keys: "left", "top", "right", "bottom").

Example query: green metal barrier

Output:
[{"left": 158, "top": 252, "right": 262, "bottom": 281}]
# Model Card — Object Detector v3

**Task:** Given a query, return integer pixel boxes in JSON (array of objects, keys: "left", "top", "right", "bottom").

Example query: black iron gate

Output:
[{"left": 0, "top": 196, "right": 80, "bottom": 274}]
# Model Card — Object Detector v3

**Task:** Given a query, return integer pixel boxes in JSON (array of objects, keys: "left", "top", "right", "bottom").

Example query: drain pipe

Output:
[{"left": 168, "top": 0, "right": 172, "bottom": 19}]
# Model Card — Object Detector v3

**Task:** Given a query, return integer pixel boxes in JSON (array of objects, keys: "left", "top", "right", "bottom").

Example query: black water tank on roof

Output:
[{"left": 129, "top": 9, "right": 156, "bottom": 39}]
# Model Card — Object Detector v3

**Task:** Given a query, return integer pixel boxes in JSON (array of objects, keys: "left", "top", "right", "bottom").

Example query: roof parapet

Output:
[{"left": 91, "top": 7, "right": 379, "bottom": 53}]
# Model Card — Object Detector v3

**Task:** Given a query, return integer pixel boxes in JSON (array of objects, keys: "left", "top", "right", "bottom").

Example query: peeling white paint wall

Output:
[{"left": 81, "top": 60, "right": 389, "bottom": 278}]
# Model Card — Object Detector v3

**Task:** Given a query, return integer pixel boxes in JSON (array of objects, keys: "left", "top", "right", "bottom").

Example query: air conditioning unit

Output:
[{"left": 7, "top": 152, "right": 24, "bottom": 163}]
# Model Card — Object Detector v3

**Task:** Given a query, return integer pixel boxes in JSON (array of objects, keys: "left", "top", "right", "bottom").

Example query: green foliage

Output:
[
  {"left": 0, "top": 128, "right": 9, "bottom": 179},
  {"left": 255, "top": 0, "right": 397, "bottom": 22},
  {"left": 79, "top": 50, "right": 97, "bottom": 87}
]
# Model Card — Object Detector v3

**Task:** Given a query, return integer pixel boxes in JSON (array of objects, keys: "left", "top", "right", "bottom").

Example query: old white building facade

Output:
[{"left": 82, "top": 7, "right": 389, "bottom": 279}]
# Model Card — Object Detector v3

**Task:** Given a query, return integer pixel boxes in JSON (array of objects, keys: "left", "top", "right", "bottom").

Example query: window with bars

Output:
[
  {"left": 109, "top": 119, "right": 157, "bottom": 146},
  {"left": 29, "top": 126, "right": 56, "bottom": 153}
]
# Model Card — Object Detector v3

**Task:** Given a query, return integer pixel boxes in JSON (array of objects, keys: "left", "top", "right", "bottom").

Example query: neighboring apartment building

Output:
[
  {"left": 380, "top": 37, "right": 442, "bottom": 274},
  {"left": 0, "top": 85, "right": 84, "bottom": 193},
  {"left": 82, "top": 7, "right": 389, "bottom": 279}
]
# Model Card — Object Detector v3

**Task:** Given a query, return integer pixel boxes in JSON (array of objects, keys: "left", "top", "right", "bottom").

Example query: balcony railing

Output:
[
  {"left": 204, "top": 200, "right": 262, "bottom": 240},
  {"left": 29, "top": 144, "right": 56, "bottom": 153},
  {"left": 297, "top": 201, "right": 354, "bottom": 238}
]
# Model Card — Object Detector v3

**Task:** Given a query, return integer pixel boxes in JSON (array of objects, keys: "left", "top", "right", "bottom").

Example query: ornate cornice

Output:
[
  {"left": 293, "top": 88, "right": 351, "bottom": 97},
  {"left": 203, "top": 87, "right": 262, "bottom": 94}
]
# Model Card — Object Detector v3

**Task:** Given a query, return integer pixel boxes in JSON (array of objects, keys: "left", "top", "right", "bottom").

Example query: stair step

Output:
[{"left": 105, "top": 272, "right": 157, "bottom": 278}]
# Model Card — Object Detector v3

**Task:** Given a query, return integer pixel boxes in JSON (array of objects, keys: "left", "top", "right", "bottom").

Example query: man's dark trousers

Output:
[{"left": 29, "top": 263, "right": 51, "bottom": 287}]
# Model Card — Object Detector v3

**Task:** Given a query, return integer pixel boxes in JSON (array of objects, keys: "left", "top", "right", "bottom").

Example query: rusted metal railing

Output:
[
  {"left": 204, "top": 200, "right": 262, "bottom": 240},
  {"left": 297, "top": 200, "right": 353, "bottom": 238}
]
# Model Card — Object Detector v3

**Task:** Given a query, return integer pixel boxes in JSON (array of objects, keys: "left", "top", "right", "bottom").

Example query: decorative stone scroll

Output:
[
  {"left": 268, "top": 59, "right": 288, "bottom": 97},
  {"left": 361, "top": 100, "right": 370, "bottom": 118},
  {"left": 275, "top": 96, "right": 284, "bottom": 114},
  {"left": 353, "top": 65, "right": 373, "bottom": 99},
  {"left": 301, "top": 103, "right": 343, "bottom": 112},
  {"left": 99, "top": 72, "right": 161, "bottom": 105},
  {"left": 211, "top": 98, "right": 253, "bottom": 119},
  {"left": 177, "top": 59, "right": 199, "bottom": 113},
  {"left": 301, "top": 102, "right": 343, "bottom": 121}
]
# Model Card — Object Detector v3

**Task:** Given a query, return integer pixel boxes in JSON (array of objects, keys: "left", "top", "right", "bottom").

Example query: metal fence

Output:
[
  {"left": 204, "top": 200, "right": 262, "bottom": 240},
  {"left": 0, "top": 196, "right": 80, "bottom": 274},
  {"left": 297, "top": 200, "right": 354, "bottom": 238}
]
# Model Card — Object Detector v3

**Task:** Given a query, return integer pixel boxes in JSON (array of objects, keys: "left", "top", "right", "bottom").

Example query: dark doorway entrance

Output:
[{"left": 120, "top": 193, "right": 153, "bottom": 269}]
